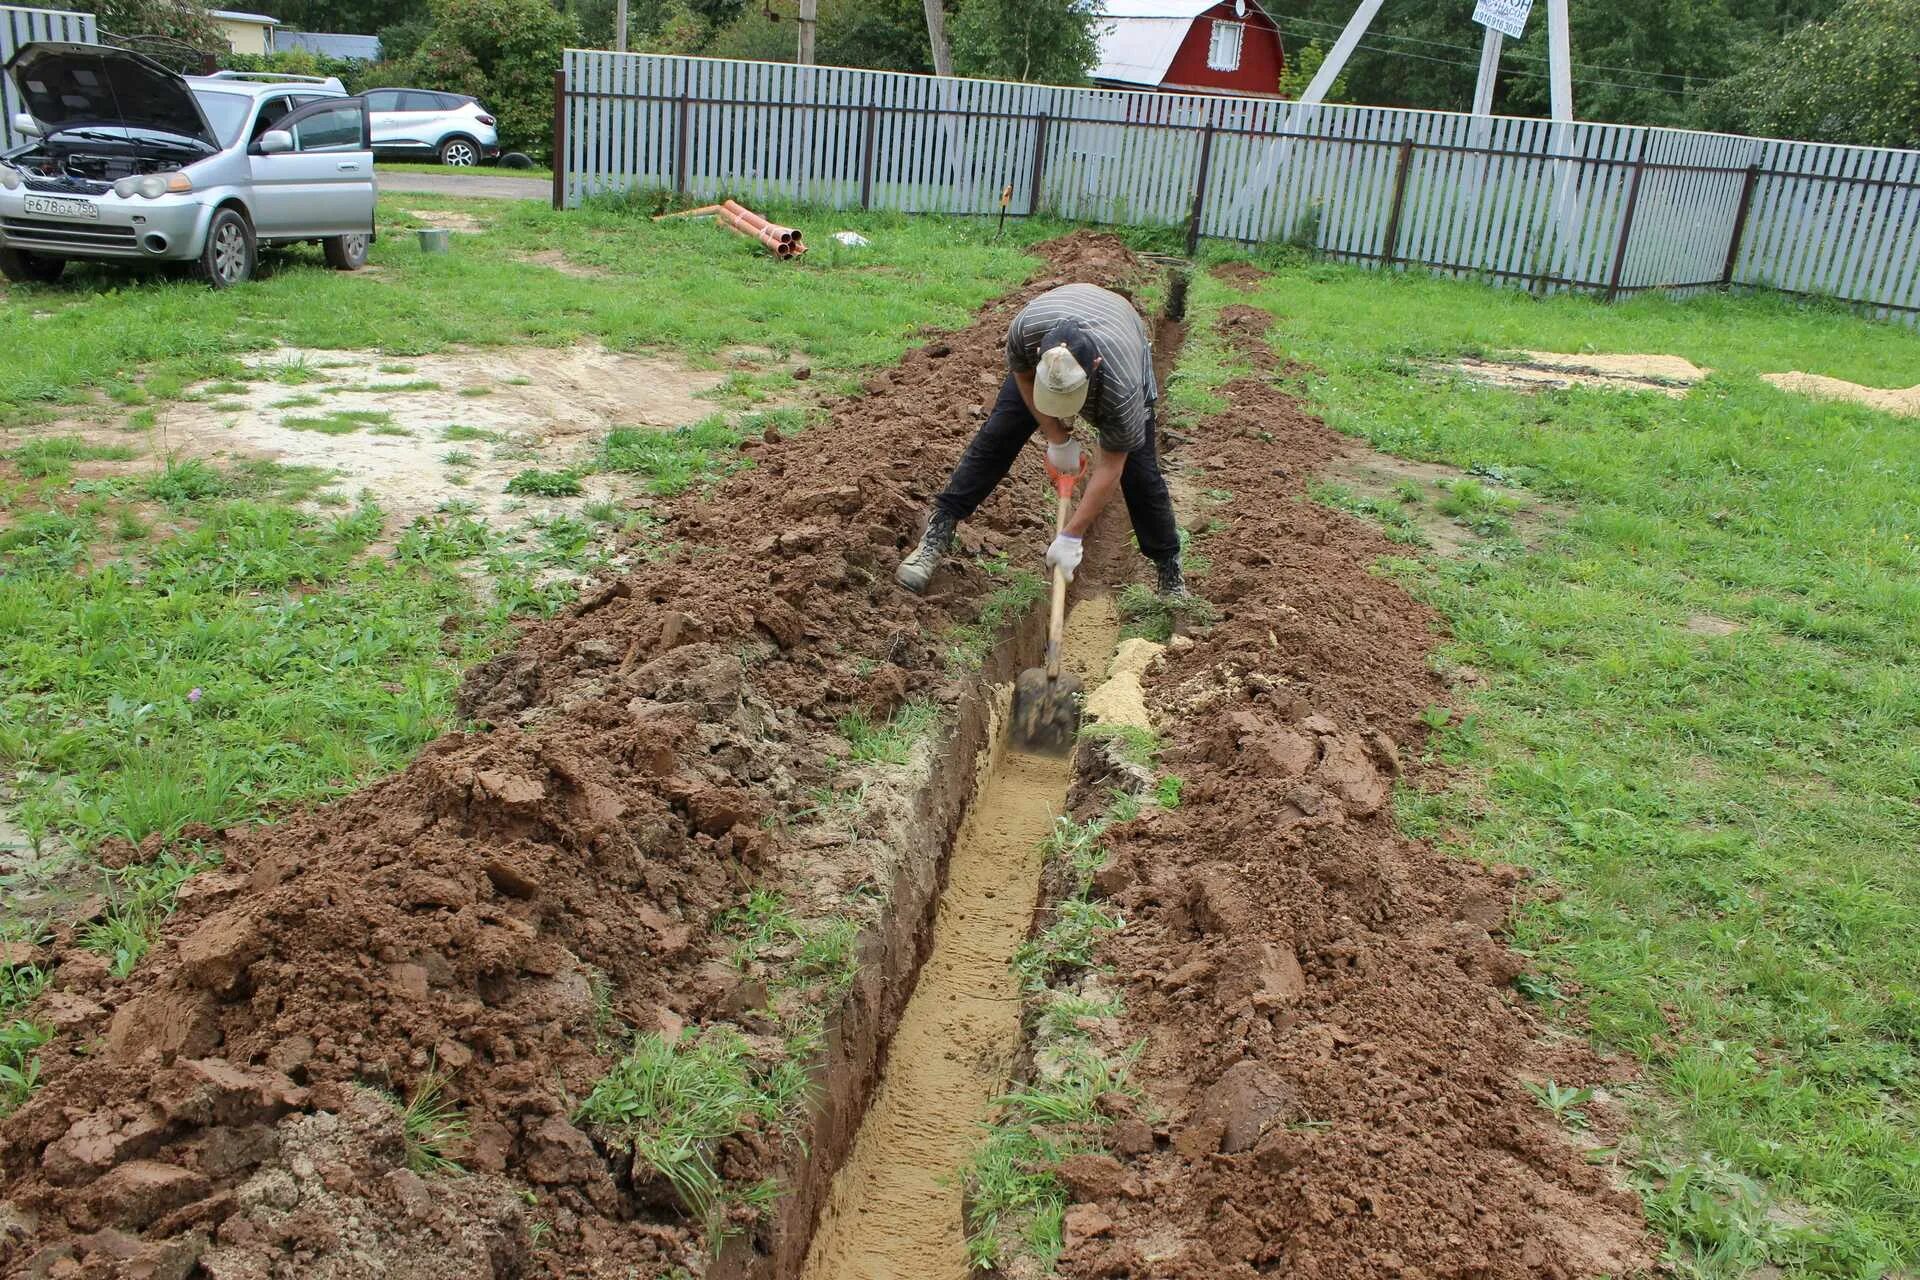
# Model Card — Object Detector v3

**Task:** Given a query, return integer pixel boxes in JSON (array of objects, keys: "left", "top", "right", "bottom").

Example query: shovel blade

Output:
[{"left": 1010, "top": 668, "right": 1084, "bottom": 755}]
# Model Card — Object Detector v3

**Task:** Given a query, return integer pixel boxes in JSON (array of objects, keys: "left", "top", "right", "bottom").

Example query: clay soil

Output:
[
  {"left": 1050, "top": 304, "right": 1656, "bottom": 1278},
  {"left": 0, "top": 231, "right": 1154, "bottom": 1280}
]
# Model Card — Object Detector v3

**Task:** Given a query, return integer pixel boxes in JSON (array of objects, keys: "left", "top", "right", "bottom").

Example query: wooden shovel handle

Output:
[{"left": 1045, "top": 487, "right": 1071, "bottom": 681}]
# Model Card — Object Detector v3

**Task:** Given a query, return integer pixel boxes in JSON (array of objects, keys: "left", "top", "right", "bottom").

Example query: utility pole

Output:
[
  {"left": 797, "top": 0, "right": 817, "bottom": 63},
  {"left": 923, "top": 0, "right": 952, "bottom": 77},
  {"left": 615, "top": 0, "right": 628, "bottom": 52}
]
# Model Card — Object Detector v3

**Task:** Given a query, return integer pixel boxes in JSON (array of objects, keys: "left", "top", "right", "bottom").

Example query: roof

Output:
[
  {"left": 208, "top": 10, "right": 279, "bottom": 25},
  {"left": 1093, "top": 0, "right": 1266, "bottom": 87},
  {"left": 277, "top": 29, "right": 380, "bottom": 59}
]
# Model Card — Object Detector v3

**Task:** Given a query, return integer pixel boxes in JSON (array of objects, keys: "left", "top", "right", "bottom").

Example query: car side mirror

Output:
[
  {"left": 257, "top": 129, "right": 293, "bottom": 155},
  {"left": 12, "top": 112, "right": 41, "bottom": 137}
]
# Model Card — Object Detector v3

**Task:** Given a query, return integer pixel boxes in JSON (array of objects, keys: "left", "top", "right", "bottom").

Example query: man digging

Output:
[{"left": 895, "top": 282, "right": 1185, "bottom": 597}]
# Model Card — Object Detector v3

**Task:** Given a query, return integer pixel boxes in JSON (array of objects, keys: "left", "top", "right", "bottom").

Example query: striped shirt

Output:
[{"left": 1006, "top": 284, "right": 1156, "bottom": 453}]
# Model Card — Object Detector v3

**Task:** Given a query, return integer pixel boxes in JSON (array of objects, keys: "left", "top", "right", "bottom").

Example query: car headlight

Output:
[
  {"left": 137, "top": 174, "right": 169, "bottom": 199},
  {"left": 0, "top": 166, "right": 19, "bottom": 190},
  {"left": 113, "top": 176, "right": 138, "bottom": 198}
]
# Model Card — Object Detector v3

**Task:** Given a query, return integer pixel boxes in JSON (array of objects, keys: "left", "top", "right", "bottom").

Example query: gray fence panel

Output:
[
  {"left": 2, "top": 4, "right": 97, "bottom": 151},
  {"left": 557, "top": 50, "right": 1920, "bottom": 324}
]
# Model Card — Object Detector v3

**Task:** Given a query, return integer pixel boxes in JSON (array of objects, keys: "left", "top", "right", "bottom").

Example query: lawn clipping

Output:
[{"left": 0, "top": 240, "right": 1649, "bottom": 1277}]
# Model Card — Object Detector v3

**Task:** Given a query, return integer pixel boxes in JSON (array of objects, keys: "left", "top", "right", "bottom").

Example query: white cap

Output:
[{"left": 1033, "top": 344, "right": 1090, "bottom": 419}]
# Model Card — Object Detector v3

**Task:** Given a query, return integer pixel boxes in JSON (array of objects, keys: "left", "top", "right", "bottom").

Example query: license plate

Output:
[{"left": 21, "top": 195, "right": 98, "bottom": 220}]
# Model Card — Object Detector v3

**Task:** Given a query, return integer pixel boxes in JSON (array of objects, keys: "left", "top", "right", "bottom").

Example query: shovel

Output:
[{"left": 1010, "top": 456, "right": 1086, "bottom": 754}]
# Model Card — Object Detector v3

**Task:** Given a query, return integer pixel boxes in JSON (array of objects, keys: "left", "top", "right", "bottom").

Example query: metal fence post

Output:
[
  {"left": 1604, "top": 146, "right": 1649, "bottom": 303},
  {"left": 1380, "top": 137, "right": 1415, "bottom": 265},
  {"left": 1721, "top": 162, "right": 1762, "bottom": 286},
  {"left": 550, "top": 68, "right": 566, "bottom": 210},
  {"left": 673, "top": 90, "right": 692, "bottom": 197},
  {"left": 1028, "top": 112, "right": 1050, "bottom": 217},
  {"left": 1184, "top": 122, "right": 1217, "bottom": 256},
  {"left": 860, "top": 104, "right": 878, "bottom": 210}
]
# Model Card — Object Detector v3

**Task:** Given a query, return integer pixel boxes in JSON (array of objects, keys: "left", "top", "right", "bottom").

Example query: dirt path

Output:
[
  {"left": 799, "top": 596, "right": 1121, "bottom": 1278},
  {"left": 376, "top": 172, "right": 546, "bottom": 201}
]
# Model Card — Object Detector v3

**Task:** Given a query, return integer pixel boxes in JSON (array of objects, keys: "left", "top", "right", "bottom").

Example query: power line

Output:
[
  {"left": 1265, "top": 20, "right": 1707, "bottom": 95},
  {"left": 1275, "top": 12, "right": 1724, "bottom": 85}
]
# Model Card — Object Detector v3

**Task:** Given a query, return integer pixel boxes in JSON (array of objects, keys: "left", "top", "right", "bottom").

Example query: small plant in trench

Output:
[
  {"left": 0, "top": 1019, "right": 53, "bottom": 1116},
  {"left": 1154, "top": 773, "right": 1185, "bottom": 808},
  {"left": 1526, "top": 1079, "right": 1597, "bottom": 1129},
  {"left": 401, "top": 1061, "right": 470, "bottom": 1175},
  {"left": 1078, "top": 721, "right": 1162, "bottom": 769},
  {"left": 576, "top": 1027, "right": 793, "bottom": 1236},
  {"left": 943, "top": 562, "right": 1045, "bottom": 670},
  {"left": 836, "top": 699, "right": 937, "bottom": 766},
  {"left": 1115, "top": 581, "right": 1217, "bottom": 642}
]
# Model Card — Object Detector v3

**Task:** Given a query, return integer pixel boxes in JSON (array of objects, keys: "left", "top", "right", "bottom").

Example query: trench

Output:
[{"left": 796, "top": 594, "right": 1124, "bottom": 1279}]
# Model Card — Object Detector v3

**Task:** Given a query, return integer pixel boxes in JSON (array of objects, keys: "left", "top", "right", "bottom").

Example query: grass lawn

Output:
[
  {"left": 0, "top": 194, "right": 1063, "bottom": 960},
  {"left": 1174, "top": 253, "right": 1919, "bottom": 1278}
]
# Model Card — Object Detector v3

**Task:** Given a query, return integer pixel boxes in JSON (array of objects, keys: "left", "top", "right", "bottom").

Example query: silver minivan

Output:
[{"left": 0, "top": 43, "right": 376, "bottom": 287}]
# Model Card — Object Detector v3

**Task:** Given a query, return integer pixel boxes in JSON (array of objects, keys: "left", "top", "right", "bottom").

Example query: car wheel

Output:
[
  {"left": 0, "top": 246, "right": 66, "bottom": 284},
  {"left": 438, "top": 136, "right": 479, "bottom": 166},
  {"left": 196, "top": 208, "right": 255, "bottom": 289},
  {"left": 324, "top": 232, "right": 370, "bottom": 271}
]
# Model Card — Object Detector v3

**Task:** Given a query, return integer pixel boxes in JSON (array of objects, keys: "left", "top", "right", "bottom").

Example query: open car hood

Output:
[{"left": 5, "top": 42, "right": 216, "bottom": 148}]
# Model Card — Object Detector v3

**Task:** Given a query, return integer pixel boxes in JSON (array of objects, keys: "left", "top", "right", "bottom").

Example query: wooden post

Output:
[
  {"left": 1604, "top": 147, "right": 1648, "bottom": 302},
  {"left": 614, "top": 0, "right": 627, "bottom": 51},
  {"left": 796, "top": 0, "right": 817, "bottom": 64},
  {"left": 1721, "top": 163, "right": 1762, "bottom": 286},
  {"left": 1185, "top": 122, "right": 1216, "bottom": 257},
  {"left": 860, "top": 104, "right": 877, "bottom": 210},
  {"left": 1380, "top": 137, "right": 1414, "bottom": 265},
  {"left": 673, "top": 90, "right": 691, "bottom": 197},
  {"left": 549, "top": 68, "right": 565, "bottom": 211},
  {"left": 1028, "top": 112, "right": 1050, "bottom": 217}
]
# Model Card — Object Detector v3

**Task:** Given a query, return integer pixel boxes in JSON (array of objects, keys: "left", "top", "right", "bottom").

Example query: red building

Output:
[{"left": 1093, "top": 0, "right": 1287, "bottom": 98}]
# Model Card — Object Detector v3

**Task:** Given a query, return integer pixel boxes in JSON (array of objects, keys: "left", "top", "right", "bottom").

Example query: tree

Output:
[
  {"left": 949, "top": 0, "right": 1098, "bottom": 84},
  {"left": 269, "top": 0, "right": 428, "bottom": 35},
  {"left": 1277, "top": 40, "right": 1348, "bottom": 100},
  {"left": 1700, "top": 0, "right": 1920, "bottom": 146},
  {"left": 72, "top": 0, "right": 221, "bottom": 54},
  {"left": 704, "top": 0, "right": 933, "bottom": 70},
  {"left": 404, "top": 0, "right": 579, "bottom": 154}
]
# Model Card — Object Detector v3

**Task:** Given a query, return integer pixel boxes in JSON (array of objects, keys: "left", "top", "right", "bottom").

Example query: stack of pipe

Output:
[{"left": 716, "top": 199, "right": 806, "bottom": 259}]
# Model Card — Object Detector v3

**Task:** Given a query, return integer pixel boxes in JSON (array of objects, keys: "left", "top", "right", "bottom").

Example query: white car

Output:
[
  {"left": 0, "top": 44, "right": 375, "bottom": 287},
  {"left": 363, "top": 89, "right": 499, "bottom": 166}
]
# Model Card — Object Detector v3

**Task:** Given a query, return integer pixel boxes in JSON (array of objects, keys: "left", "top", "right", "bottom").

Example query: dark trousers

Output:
[{"left": 933, "top": 375, "right": 1181, "bottom": 563}]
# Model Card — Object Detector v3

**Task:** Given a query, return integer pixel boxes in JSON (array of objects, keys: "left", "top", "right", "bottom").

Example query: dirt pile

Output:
[
  {"left": 0, "top": 234, "right": 1152, "bottom": 1279},
  {"left": 1053, "top": 305, "right": 1655, "bottom": 1279}
]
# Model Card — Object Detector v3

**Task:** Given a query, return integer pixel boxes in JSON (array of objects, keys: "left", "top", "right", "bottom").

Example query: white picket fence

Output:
[
  {"left": 1, "top": 4, "right": 96, "bottom": 151},
  {"left": 556, "top": 50, "right": 1920, "bottom": 323}
]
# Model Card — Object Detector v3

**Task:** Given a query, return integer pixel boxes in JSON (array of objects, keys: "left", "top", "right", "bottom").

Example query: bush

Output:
[
  {"left": 221, "top": 49, "right": 379, "bottom": 93},
  {"left": 403, "top": 0, "right": 577, "bottom": 157}
]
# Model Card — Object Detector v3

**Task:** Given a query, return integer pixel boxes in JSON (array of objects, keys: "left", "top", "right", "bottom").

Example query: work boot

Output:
[
  {"left": 895, "top": 510, "right": 957, "bottom": 593},
  {"left": 1155, "top": 555, "right": 1189, "bottom": 599}
]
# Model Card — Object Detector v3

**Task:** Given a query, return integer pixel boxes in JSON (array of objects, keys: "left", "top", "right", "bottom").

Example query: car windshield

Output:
[{"left": 191, "top": 89, "right": 253, "bottom": 146}]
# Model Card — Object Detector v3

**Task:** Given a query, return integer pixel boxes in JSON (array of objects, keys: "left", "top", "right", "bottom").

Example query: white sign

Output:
[{"left": 1472, "top": 0, "right": 1532, "bottom": 39}]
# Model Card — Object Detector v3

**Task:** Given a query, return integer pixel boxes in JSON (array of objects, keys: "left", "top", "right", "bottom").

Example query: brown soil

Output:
[
  {"left": 1052, "top": 304, "right": 1656, "bottom": 1279},
  {"left": 1209, "top": 260, "right": 1271, "bottom": 292},
  {"left": 0, "top": 232, "right": 1155, "bottom": 1279}
]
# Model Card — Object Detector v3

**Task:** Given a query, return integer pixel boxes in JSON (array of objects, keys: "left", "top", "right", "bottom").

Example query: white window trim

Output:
[{"left": 1207, "top": 19, "right": 1244, "bottom": 73}]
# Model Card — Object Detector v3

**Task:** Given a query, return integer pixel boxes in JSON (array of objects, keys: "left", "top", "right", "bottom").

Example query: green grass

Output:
[
  {"left": 1307, "top": 478, "right": 1433, "bottom": 547},
  {"left": 576, "top": 1027, "right": 795, "bottom": 1240},
  {"left": 283, "top": 408, "right": 392, "bottom": 435},
  {"left": 441, "top": 424, "right": 499, "bottom": 442},
  {"left": 81, "top": 849, "right": 215, "bottom": 977},
  {"left": 0, "top": 475, "right": 545, "bottom": 858},
  {"left": 0, "top": 958, "right": 51, "bottom": 1118},
  {"left": 503, "top": 468, "right": 582, "bottom": 497},
  {"left": 600, "top": 409, "right": 813, "bottom": 498},
  {"left": 1115, "top": 580, "right": 1217, "bottom": 642},
  {"left": 11, "top": 437, "right": 137, "bottom": 481},
  {"left": 1198, "top": 250, "right": 1920, "bottom": 1278},
  {"left": 3, "top": 195, "right": 1056, "bottom": 429},
  {"left": 836, "top": 699, "right": 938, "bottom": 766},
  {"left": 400, "top": 1061, "right": 469, "bottom": 1176}
]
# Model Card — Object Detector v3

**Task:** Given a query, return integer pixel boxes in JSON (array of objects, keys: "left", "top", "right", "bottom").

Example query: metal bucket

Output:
[{"left": 417, "top": 228, "right": 452, "bottom": 254}]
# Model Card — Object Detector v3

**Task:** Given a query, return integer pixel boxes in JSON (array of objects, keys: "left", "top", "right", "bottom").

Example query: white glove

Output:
[
  {"left": 1045, "top": 532, "right": 1084, "bottom": 581},
  {"left": 1045, "top": 438, "right": 1083, "bottom": 474}
]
